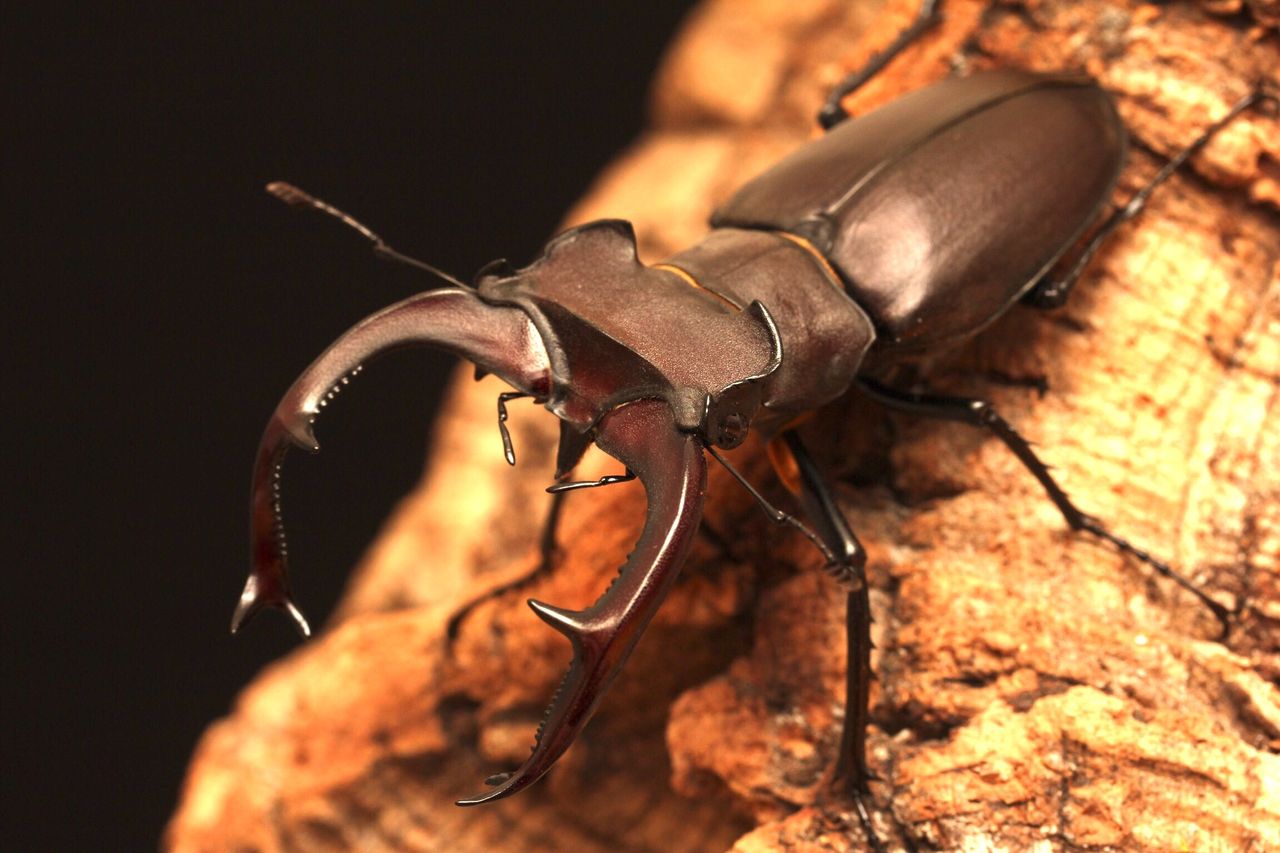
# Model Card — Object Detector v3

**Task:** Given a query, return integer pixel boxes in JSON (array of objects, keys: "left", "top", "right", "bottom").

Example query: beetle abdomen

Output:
[{"left": 714, "top": 71, "right": 1125, "bottom": 349}]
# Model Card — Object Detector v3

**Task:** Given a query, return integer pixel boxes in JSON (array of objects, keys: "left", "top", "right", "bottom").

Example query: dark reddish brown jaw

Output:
[
  {"left": 232, "top": 287, "right": 551, "bottom": 636},
  {"left": 457, "top": 398, "right": 707, "bottom": 805}
]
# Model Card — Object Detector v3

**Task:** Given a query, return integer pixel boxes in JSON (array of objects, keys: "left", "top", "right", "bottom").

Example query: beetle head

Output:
[{"left": 235, "top": 215, "right": 781, "bottom": 805}]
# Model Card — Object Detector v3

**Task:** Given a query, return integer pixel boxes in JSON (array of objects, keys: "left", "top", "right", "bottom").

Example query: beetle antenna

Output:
[
  {"left": 266, "top": 181, "right": 472, "bottom": 289},
  {"left": 706, "top": 445, "right": 839, "bottom": 566}
]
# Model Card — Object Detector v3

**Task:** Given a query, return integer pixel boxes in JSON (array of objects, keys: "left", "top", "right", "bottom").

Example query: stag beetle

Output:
[{"left": 232, "top": 2, "right": 1267, "bottom": 839}]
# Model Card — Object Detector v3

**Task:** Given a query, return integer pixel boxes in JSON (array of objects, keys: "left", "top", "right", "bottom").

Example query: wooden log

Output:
[{"left": 168, "top": 1, "right": 1279, "bottom": 849}]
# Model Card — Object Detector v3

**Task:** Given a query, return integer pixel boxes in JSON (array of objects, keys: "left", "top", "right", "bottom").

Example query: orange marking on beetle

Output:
[{"left": 653, "top": 263, "right": 741, "bottom": 309}]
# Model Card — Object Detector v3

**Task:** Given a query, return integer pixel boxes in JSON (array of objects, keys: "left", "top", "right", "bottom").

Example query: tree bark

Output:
[{"left": 168, "top": 1, "right": 1279, "bottom": 850}]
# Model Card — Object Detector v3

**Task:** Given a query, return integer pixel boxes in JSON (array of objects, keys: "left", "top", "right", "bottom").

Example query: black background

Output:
[{"left": 6, "top": 4, "right": 696, "bottom": 848}]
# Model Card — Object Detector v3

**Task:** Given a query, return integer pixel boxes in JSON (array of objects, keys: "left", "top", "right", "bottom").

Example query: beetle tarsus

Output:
[
  {"left": 1076, "top": 516, "right": 1233, "bottom": 637},
  {"left": 851, "top": 788, "right": 887, "bottom": 853}
]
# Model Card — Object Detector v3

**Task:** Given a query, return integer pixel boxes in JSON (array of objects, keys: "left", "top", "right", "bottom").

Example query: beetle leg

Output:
[
  {"left": 817, "top": 0, "right": 943, "bottom": 130},
  {"left": 856, "top": 377, "right": 1233, "bottom": 635},
  {"left": 771, "top": 432, "right": 885, "bottom": 852},
  {"left": 458, "top": 398, "right": 707, "bottom": 805},
  {"left": 1024, "top": 89, "right": 1275, "bottom": 309},
  {"left": 445, "top": 489, "right": 567, "bottom": 643},
  {"left": 773, "top": 432, "right": 869, "bottom": 584},
  {"left": 713, "top": 437, "right": 885, "bottom": 847}
]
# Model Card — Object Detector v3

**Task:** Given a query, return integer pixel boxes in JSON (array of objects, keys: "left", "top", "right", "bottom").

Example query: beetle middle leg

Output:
[
  {"left": 1023, "top": 88, "right": 1274, "bottom": 309},
  {"left": 856, "top": 377, "right": 1233, "bottom": 635}
]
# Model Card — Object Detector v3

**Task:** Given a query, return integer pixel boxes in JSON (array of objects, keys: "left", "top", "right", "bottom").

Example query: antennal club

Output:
[{"left": 265, "top": 181, "right": 471, "bottom": 289}]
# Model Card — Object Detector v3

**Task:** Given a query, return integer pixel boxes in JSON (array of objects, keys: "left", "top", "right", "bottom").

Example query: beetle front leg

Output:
[{"left": 770, "top": 431, "right": 885, "bottom": 852}]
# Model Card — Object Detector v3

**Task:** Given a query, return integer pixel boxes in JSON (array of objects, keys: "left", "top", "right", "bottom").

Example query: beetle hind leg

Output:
[{"left": 1023, "top": 88, "right": 1276, "bottom": 309}]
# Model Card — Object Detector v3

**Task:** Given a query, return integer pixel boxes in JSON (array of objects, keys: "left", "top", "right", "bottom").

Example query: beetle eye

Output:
[{"left": 715, "top": 412, "right": 748, "bottom": 448}]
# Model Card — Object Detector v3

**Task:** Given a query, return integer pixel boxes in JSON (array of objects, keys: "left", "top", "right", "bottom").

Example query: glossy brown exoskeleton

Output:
[{"left": 234, "top": 46, "right": 1262, "bottom": 837}]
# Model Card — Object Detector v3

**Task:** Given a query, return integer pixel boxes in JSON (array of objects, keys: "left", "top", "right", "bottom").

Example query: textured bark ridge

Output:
[{"left": 169, "top": 1, "right": 1280, "bottom": 850}]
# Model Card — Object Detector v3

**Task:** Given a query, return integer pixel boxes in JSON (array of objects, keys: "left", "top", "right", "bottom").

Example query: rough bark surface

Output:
[{"left": 169, "top": 1, "right": 1280, "bottom": 850}]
